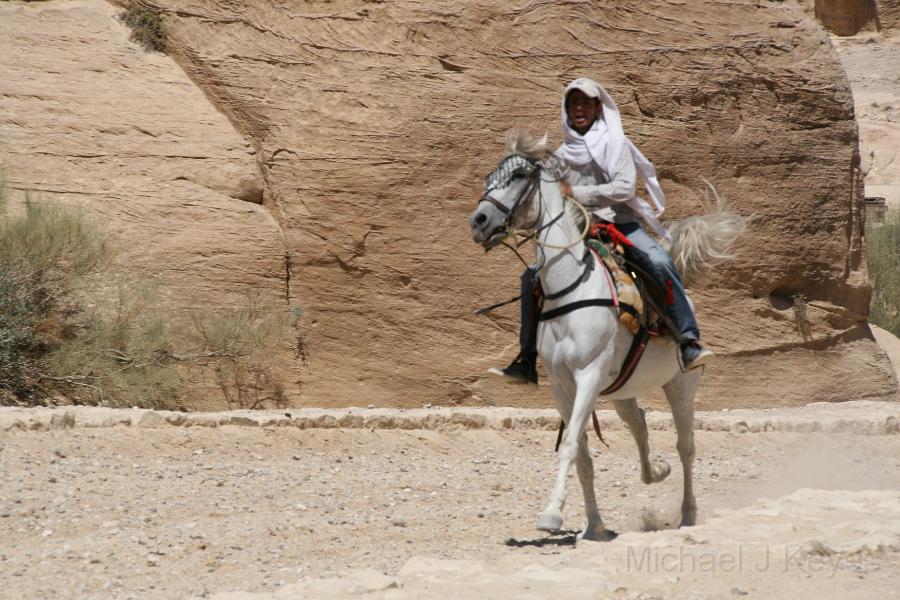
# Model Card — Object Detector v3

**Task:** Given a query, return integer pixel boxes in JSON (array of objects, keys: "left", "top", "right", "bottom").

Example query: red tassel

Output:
[
  {"left": 665, "top": 279, "right": 674, "bottom": 305},
  {"left": 589, "top": 222, "right": 634, "bottom": 248}
]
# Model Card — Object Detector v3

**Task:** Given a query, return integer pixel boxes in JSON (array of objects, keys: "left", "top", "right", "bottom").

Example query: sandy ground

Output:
[{"left": 1, "top": 402, "right": 899, "bottom": 599}]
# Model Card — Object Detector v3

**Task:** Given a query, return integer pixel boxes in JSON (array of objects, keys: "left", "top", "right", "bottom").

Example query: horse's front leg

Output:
[
  {"left": 538, "top": 366, "right": 603, "bottom": 533},
  {"left": 574, "top": 432, "right": 616, "bottom": 541},
  {"left": 537, "top": 377, "right": 574, "bottom": 532}
]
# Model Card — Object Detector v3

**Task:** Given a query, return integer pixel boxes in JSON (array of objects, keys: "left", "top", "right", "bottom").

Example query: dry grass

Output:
[{"left": 0, "top": 181, "right": 295, "bottom": 409}]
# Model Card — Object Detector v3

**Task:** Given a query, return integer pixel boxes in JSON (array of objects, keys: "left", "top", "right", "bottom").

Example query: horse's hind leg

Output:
[
  {"left": 612, "top": 398, "right": 670, "bottom": 484},
  {"left": 574, "top": 432, "right": 616, "bottom": 541},
  {"left": 663, "top": 369, "right": 700, "bottom": 527}
]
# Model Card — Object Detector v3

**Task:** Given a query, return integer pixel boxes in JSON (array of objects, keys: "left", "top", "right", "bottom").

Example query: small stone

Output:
[
  {"left": 731, "top": 422, "right": 749, "bottom": 434},
  {"left": 731, "top": 587, "right": 748, "bottom": 596},
  {"left": 390, "top": 517, "right": 407, "bottom": 528}
]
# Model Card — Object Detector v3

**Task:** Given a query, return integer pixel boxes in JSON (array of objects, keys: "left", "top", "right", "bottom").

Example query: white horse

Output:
[{"left": 469, "top": 130, "right": 745, "bottom": 541}]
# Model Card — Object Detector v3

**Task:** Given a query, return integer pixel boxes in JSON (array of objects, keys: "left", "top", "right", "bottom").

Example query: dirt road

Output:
[{"left": 1, "top": 402, "right": 898, "bottom": 599}]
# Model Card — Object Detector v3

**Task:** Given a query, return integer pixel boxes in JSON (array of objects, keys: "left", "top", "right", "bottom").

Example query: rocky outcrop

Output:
[
  {"left": 877, "top": 0, "right": 900, "bottom": 28},
  {"left": 799, "top": 0, "right": 900, "bottom": 34},
  {"left": 816, "top": 0, "right": 877, "bottom": 35},
  {"left": 154, "top": 0, "right": 897, "bottom": 407},
  {"left": 1, "top": 0, "right": 896, "bottom": 408},
  {"left": 0, "top": 0, "right": 293, "bottom": 408}
]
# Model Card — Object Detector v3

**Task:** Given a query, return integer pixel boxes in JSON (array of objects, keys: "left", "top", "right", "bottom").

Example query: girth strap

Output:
[
  {"left": 599, "top": 325, "right": 651, "bottom": 396},
  {"left": 543, "top": 249, "right": 594, "bottom": 301},
  {"left": 538, "top": 298, "right": 615, "bottom": 321}
]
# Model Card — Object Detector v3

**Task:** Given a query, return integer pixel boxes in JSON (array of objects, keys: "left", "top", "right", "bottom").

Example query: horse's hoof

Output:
[
  {"left": 537, "top": 512, "right": 564, "bottom": 532},
  {"left": 642, "top": 459, "right": 671, "bottom": 484},
  {"left": 578, "top": 527, "right": 618, "bottom": 542},
  {"left": 680, "top": 505, "right": 697, "bottom": 527}
]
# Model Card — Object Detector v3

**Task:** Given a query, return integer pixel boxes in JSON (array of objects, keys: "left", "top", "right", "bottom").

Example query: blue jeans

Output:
[{"left": 615, "top": 222, "right": 700, "bottom": 343}]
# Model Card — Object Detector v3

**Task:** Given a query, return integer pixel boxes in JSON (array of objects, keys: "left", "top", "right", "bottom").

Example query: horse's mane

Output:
[
  {"left": 504, "top": 129, "right": 585, "bottom": 229},
  {"left": 505, "top": 128, "right": 553, "bottom": 160}
]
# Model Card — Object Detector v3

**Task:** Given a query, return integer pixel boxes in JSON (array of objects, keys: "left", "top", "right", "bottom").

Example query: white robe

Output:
[{"left": 556, "top": 77, "right": 670, "bottom": 241}]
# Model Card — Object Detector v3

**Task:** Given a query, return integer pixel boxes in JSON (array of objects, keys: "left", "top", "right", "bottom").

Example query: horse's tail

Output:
[{"left": 662, "top": 180, "right": 748, "bottom": 288}]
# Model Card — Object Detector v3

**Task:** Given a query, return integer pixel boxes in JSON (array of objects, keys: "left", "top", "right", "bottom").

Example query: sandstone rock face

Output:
[
  {"left": 816, "top": 0, "right": 877, "bottom": 35},
  {"left": 155, "top": 0, "right": 896, "bottom": 407},
  {"left": 0, "top": 0, "right": 292, "bottom": 408},
  {"left": 2, "top": 0, "right": 896, "bottom": 408}
]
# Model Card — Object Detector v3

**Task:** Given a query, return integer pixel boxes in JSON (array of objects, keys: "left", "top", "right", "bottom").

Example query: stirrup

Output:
[
  {"left": 487, "top": 353, "right": 538, "bottom": 384},
  {"left": 681, "top": 342, "right": 714, "bottom": 371}
]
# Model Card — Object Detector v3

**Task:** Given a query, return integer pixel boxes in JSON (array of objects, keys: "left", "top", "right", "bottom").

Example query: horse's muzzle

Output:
[
  {"left": 469, "top": 205, "right": 507, "bottom": 250},
  {"left": 470, "top": 219, "right": 506, "bottom": 250}
]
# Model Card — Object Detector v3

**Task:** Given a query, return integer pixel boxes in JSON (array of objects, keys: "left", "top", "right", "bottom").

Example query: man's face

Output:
[{"left": 566, "top": 89, "right": 601, "bottom": 135}]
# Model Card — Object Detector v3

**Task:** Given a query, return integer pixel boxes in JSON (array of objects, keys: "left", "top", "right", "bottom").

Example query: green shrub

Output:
[
  {"left": 183, "top": 293, "right": 291, "bottom": 410},
  {"left": 0, "top": 199, "right": 109, "bottom": 308},
  {"left": 867, "top": 207, "right": 900, "bottom": 336},
  {"left": 0, "top": 182, "right": 295, "bottom": 409},
  {"left": 45, "top": 286, "right": 292, "bottom": 410},
  {"left": 0, "top": 193, "right": 108, "bottom": 403},
  {"left": 122, "top": 4, "right": 167, "bottom": 53},
  {"left": 0, "top": 270, "right": 34, "bottom": 397},
  {"left": 42, "top": 281, "right": 184, "bottom": 409}
]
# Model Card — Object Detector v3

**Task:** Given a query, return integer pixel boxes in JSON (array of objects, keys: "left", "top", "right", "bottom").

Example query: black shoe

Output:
[
  {"left": 681, "top": 341, "right": 714, "bottom": 370},
  {"left": 488, "top": 352, "right": 538, "bottom": 384}
]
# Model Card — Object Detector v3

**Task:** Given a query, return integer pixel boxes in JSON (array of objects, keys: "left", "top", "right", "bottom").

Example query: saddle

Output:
[{"left": 587, "top": 222, "right": 670, "bottom": 338}]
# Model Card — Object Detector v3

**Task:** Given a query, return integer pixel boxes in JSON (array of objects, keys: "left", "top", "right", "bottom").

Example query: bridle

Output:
[
  {"left": 477, "top": 154, "right": 542, "bottom": 236},
  {"left": 477, "top": 154, "right": 591, "bottom": 252},
  {"left": 473, "top": 153, "right": 606, "bottom": 318}
]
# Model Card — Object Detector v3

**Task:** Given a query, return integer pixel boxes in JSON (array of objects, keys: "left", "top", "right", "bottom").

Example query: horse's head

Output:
[
  {"left": 470, "top": 130, "right": 555, "bottom": 250},
  {"left": 469, "top": 153, "right": 541, "bottom": 250}
]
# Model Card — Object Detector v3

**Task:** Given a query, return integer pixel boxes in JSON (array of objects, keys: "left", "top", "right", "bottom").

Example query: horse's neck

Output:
[{"left": 535, "top": 179, "right": 596, "bottom": 298}]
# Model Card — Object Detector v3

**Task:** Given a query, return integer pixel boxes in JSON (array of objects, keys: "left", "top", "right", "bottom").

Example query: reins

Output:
[{"left": 512, "top": 186, "right": 591, "bottom": 252}]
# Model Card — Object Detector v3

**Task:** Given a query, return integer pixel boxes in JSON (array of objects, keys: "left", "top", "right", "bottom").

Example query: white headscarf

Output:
[{"left": 558, "top": 78, "right": 669, "bottom": 240}]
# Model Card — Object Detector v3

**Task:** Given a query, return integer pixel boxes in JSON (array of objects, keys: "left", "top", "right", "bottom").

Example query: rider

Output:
[{"left": 494, "top": 77, "right": 713, "bottom": 384}]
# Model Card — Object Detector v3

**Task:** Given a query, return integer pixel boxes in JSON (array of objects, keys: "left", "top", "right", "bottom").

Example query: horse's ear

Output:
[{"left": 504, "top": 129, "right": 520, "bottom": 155}]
